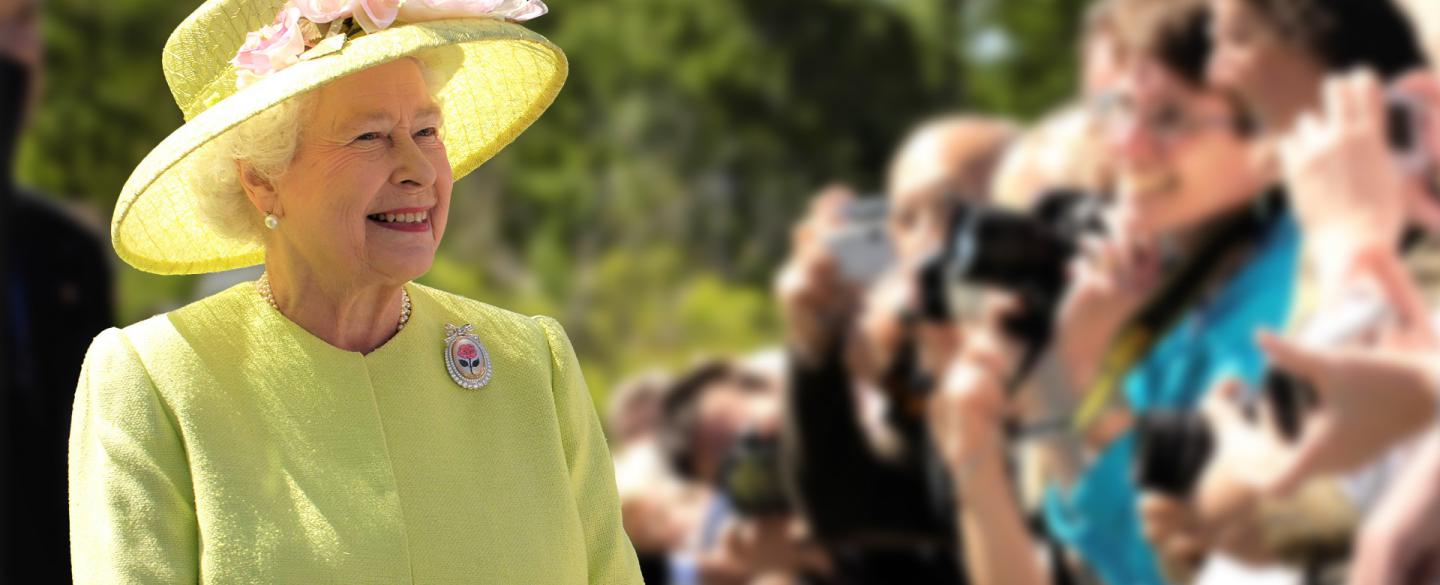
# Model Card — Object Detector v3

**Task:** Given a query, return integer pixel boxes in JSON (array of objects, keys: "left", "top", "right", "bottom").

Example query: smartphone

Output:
[
  {"left": 1386, "top": 91, "right": 1440, "bottom": 206},
  {"left": 1262, "top": 293, "right": 1395, "bottom": 442},
  {"left": 827, "top": 197, "right": 893, "bottom": 286}
]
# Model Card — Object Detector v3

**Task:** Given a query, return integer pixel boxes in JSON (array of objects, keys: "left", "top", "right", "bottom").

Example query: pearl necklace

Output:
[{"left": 257, "top": 272, "right": 412, "bottom": 332}]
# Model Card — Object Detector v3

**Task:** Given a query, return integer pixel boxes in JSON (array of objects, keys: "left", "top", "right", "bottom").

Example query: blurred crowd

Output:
[{"left": 609, "top": 0, "right": 1440, "bottom": 584}]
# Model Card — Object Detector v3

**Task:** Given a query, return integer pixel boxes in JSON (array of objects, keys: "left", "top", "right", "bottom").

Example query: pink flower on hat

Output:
[
  {"left": 291, "top": 0, "right": 354, "bottom": 23},
  {"left": 231, "top": 5, "right": 308, "bottom": 88},
  {"left": 353, "top": 0, "right": 403, "bottom": 33},
  {"left": 399, "top": 0, "right": 548, "bottom": 22},
  {"left": 230, "top": 0, "right": 550, "bottom": 89},
  {"left": 489, "top": 0, "right": 548, "bottom": 21}
]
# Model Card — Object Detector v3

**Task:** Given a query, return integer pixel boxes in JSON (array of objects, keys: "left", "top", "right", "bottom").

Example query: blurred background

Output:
[{"left": 13, "top": 0, "right": 1094, "bottom": 405}]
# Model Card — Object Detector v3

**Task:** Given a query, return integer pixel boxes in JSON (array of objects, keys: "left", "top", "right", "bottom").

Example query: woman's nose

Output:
[
  {"left": 391, "top": 133, "right": 438, "bottom": 189},
  {"left": 1110, "top": 113, "right": 1159, "bottom": 165}
]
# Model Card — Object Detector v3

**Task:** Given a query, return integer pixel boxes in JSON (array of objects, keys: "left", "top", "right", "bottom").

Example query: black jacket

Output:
[
  {"left": 780, "top": 340, "right": 967, "bottom": 585},
  {"left": 3, "top": 188, "right": 115, "bottom": 584}
]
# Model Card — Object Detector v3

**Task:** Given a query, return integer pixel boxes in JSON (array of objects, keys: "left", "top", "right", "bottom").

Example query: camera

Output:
[
  {"left": 717, "top": 427, "right": 793, "bottom": 516},
  {"left": 1133, "top": 369, "right": 1318, "bottom": 498},
  {"left": 827, "top": 197, "right": 893, "bottom": 287},
  {"left": 1388, "top": 92, "right": 1427, "bottom": 171},
  {"left": 917, "top": 188, "right": 1107, "bottom": 350},
  {"left": 1134, "top": 293, "right": 1392, "bottom": 498},
  {"left": 1387, "top": 91, "right": 1440, "bottom": 203}
]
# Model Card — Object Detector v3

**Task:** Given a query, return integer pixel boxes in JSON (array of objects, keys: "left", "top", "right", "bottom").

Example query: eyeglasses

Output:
[{"left": 1093, "top": 92, "right": 1242, "bottom": 149}]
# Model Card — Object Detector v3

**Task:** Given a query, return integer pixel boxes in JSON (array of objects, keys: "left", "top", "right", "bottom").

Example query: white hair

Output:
[
  {"left": 191, "top": 57, "right": 445, "bottom": 245},
  {"left": 190, "top": 94, "right": 315, "bottom": 244}
]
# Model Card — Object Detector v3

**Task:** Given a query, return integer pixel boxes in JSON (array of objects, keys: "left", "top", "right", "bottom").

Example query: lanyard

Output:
[{"left": 1071, "top": 193, "right": 1283, "bottom": 435}]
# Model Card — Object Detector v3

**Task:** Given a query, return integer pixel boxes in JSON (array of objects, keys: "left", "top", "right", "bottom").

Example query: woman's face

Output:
[
  {"left": 1083, "top": 28, "right": 1127, "bottom": 99},
  {"left": 1106, "top": 57, "right": 1260, "bottom": 237},
  {"left": 271, "top": 58, "right": 453, "bottom": 285},
  {"left": 1207, "top": 0, "right": 1326, "bottom": 130}
]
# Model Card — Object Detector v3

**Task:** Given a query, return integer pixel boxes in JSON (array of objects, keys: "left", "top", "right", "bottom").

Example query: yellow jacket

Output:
[{"left": 68, "top": 281, "right": 643, "bottom": 584}]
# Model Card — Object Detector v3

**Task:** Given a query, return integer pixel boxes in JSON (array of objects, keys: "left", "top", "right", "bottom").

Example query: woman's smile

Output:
[
  {"left": 1123, "top": 170, "right": 1180, "bottom": 202},
  {"left": 366, "top": 206, "right": 433, "bottom": 233}
]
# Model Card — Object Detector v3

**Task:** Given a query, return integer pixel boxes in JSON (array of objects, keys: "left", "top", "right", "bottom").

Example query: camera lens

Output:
[
  {"left": 1388, "top": 100, "right": 1416, "bottom": 153},
  {"left": 719, "top": 429, "right": 791, "bottom": 516},
  {"left": 1263, "top": 369, "right": 1317, "bottom": 443},
  {"left": 1134, "top": 411, "right": 1214, "bottom": 498}
]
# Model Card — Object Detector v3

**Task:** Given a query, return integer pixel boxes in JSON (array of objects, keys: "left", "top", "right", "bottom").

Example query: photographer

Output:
[
  {"left": 654, "top": 357, "right": 831, "bottom": 585},
  {"left": 1138, "top": 4, "right": 1440, "bottom": 575},
  {"left": 776, "top": 116, "right": 1015, "bottom": 584},
  {"left": 1347, "top": 6, "right": 1440, "bottom": 579},
  {"left": 924, "top": 1, "right": 1311, "bottom": 583}
]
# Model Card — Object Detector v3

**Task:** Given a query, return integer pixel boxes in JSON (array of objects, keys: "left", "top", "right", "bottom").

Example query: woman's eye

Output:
[
  {"left": 416, "top": 127, "right": 439, "bottom": 138},
  {"left": 355, "top": 131, "right": 384, "bottom": 142}
]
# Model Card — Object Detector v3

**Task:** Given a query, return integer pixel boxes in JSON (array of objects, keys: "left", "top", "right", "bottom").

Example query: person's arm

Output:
[
  {"left": 927, "top": 320, "right": 1048, "bottom": 585},
  {"left": 68, "top": 328, "right": 199, "bottom": 583},
  {"left": 1350, "top": 429, "right": 1440, "bottom": 584},
  {"left": 535, "top": 316, "right": 646, "bottom": 585},
  {"left": 927, "top": 224, "right": 1161, "bottom": 585},
  {"left": 956, "top": 444, "right": 1049, "bottom": 585},
  {"left": 777, "top": 328, "right": 956, "bottom": 544},
  {"left": 1279, "top": 70, "right": 1440, "bottom": 306},
  {"left": 1254, "top": 334, "right": 1439, "bottom": 495},
  {"left": 780, "top": 337, "right": 942, "bottom": 542}
]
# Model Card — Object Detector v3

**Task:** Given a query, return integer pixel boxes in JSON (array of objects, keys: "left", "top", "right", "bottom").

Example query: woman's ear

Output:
[{"left": 236, "top": 160, "right": 281, "bottom": 217}]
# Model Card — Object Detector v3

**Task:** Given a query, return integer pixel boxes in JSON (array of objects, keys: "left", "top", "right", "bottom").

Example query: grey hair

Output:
[
  {"left": 191, "top": 57, "right": 445, "bottom": 245},
  {"left": 191, "top": 94, "right": 316, "bottom": 245}
]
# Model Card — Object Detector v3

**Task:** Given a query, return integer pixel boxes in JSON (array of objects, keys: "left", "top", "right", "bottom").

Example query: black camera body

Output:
[
  {"left": 1134, "top": 369, "right": 1319, "bottom": 498},
  {"left": 717, "top": 427, "right": 793, "bottom": 517},
  {"left": 1133, "top": 288, "right": 1395, "bottom": 499},
  {"left": 918, "top": 188, "right": 1107, "bottom": 351},
  {"left": 1386, "top": 91, "right": 1440, "bottom": 204}
]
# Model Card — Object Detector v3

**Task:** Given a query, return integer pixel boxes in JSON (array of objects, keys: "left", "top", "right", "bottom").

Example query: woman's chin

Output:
[{"left": 368, "top": 251, "right": 436, "bottom": 283}]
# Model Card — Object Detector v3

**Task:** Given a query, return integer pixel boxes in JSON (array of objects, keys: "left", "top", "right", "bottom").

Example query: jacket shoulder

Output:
[
  {"left": 408, "top": 284, "right": 575, "bottom": 375},
  {"left": 409, "top": 283, "right": 553, "bottom": 337},
  {"left": 110, "top": 284, "right": 254, "bottom": 370}
]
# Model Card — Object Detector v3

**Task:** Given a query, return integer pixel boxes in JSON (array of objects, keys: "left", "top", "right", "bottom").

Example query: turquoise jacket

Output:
[{"left": 1043, "top": 211, "right": 1302, "bottom": 584}]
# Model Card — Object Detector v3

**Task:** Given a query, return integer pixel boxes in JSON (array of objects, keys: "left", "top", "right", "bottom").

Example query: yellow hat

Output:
[{"left": 113, "top": 0, "right": 567, "bottom": 274}]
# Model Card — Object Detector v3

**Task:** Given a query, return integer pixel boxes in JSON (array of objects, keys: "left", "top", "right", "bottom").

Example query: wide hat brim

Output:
[{"left": 114, "top": 17, "right": 567, "bottom": 275}]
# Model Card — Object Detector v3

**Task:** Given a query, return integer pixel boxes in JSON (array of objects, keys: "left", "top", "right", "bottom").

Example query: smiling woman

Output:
[
  {"left": 190, "top": 55, "right": 444, "bottom": 248},
  {"left": 240, "top": 58, "right": 457, "bottom": 352},
  {"left": 66, "top": 0, "right": 644, "bottom": 583}
]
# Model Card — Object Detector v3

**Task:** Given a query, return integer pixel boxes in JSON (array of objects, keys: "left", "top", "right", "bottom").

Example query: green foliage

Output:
[
  {"left": 958, "top": 0, "right": 1097, "bottom": 118},
  {"left": 16, "top": 0, "right": 1091, "bottom": 410}
]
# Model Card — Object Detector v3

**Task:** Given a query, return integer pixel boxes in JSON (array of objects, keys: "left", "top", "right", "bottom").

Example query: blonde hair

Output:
[{"left": 990, "top": 103, "right": 1113, "bottom": 210}]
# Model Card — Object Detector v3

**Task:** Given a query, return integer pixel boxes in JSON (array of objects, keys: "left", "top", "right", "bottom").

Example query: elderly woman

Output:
[{"left": 67, "top": 0, "right": 642, "bottom": 583}]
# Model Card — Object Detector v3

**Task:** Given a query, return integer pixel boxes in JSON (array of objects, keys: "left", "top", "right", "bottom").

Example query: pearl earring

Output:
[{"left": 264, "top": 213, "right": 280, "bottom": 230}]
